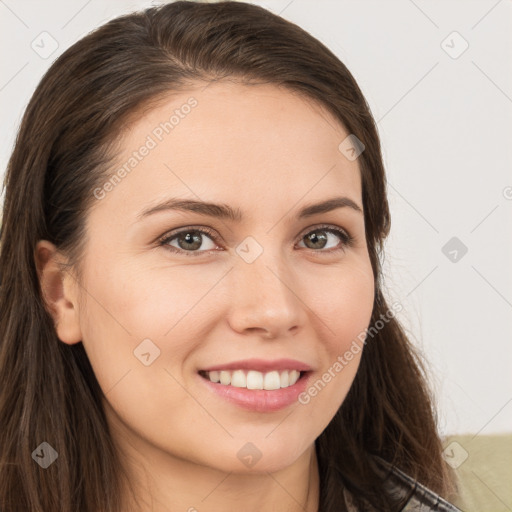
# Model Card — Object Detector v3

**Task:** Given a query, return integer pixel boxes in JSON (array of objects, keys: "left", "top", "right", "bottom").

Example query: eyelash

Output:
[{"left": 157, "top": 224, "right": 355, "bottom": 257}]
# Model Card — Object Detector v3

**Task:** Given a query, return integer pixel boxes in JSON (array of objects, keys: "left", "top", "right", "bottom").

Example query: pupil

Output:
[
  {"left": 181, "top": 232, "right": 201, "bottom": 250},
  {"left": 307, "top": 231, "right": 326, "bottom": 249}
]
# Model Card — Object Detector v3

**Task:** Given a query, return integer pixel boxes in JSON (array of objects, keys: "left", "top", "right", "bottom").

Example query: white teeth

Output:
[
  {"left": 247, "top": 370, "right": 263, "bottom": 389},
  {"left": 219, "top": 371, "right": 231, "bottom": 385},
  {"left": 231, "top": 370, "right": 246, "bottom": 388},
  {"left": 209, "top": 370, "right": 220, "bottom": 383},
  {"left": 204, "top": 369, "right": 303, "bottom": 389},
  {"left": 289, "top": 370, "right": 300, "bottom": 384},
  {"left": 264, "top": 371, "right": 281, "bottom": 390}
]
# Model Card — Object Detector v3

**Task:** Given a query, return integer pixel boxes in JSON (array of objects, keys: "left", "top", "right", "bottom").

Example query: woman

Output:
[{"left": 0, "top": 1, "right": 461, "bottom": 510}]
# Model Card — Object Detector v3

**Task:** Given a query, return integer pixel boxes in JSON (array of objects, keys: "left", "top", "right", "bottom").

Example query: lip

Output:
[
  {"left": 198, "top": 370, "right": 313, "bottom": 413},
  {"left": 200, "top": 358, "right": 313, "bottom": 373}
]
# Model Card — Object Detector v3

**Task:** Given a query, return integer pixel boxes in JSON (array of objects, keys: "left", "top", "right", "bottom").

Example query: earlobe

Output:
[{"left": 35, "top": 240, "right": 83, "bottom": 345}]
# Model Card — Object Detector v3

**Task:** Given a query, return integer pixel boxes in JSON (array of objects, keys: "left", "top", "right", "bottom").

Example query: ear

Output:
[{"left": 35, "top": 240, "right": 83, "bottom": 345}]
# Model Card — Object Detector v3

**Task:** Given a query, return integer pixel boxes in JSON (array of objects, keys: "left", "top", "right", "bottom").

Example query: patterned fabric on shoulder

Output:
[{"left": 342, "top": 456, "right": 462, "bottom": 512}]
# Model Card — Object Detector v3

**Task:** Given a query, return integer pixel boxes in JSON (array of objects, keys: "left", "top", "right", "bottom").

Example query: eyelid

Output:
[
  {"left": 297, "top": 223, "right": 352, "bottom": 243},
  {"left": 156, "top": 225, "right": 218, "bottom": 246},
  {"left": 157, "top": 223, "right": 355, "bottom": 256}
]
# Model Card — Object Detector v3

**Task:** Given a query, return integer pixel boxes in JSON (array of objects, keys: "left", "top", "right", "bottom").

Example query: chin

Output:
[{"left": 210, "top": 437, "right": 313, "bottom": 475}]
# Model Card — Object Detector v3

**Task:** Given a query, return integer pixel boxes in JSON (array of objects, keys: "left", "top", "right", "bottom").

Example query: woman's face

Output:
[{"left": 63, "top": 81, "right": 374, "bottom": 475}]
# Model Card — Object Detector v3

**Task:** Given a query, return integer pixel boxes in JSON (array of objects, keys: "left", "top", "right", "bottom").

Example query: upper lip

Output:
[{"left": 200, "top": 358, "right": 312, "bottom": 373}]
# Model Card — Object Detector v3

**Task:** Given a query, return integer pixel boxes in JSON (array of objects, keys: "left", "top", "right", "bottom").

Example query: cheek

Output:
[
  {"left": 74, "top": 261, "right": 172, "bottom": 394},
  {"left": 76, "top": 257, "right": 229, "bottom": 415},
  {"left": 334, "top": 277, "right": 374, "bottom": 352},
  {"left": 80, "top": 257, "right": 202, "bottom": 342},
  {"left": 296, "top": 259, "right": 374, "bottom": 412},
  {"left": 77, "top": 268, "right": 203, "bottom": 446},
  {"left": 306, "top": 258, "right": 375, "bottom": 353},
  {"left": 99, "top": 260, "right": 221, "bottom": 333}
]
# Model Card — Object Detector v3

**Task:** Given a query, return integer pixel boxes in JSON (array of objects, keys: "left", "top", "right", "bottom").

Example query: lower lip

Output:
[{"left": 198, "top": 372, "right": 312, "bottom": 412}]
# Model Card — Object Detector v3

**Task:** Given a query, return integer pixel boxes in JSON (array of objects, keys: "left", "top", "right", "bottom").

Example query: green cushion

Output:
[{"left": 443, "top": 434, "right": 512, "bottom": 512}]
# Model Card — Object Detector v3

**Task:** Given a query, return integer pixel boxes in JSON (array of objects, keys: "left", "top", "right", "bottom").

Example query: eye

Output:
[
  {"left": 158, "top": 226, "right": 219, "bottom": 256},
  {"left": 297, "top": 224, "right": 354, "bottom": 254},
  {"left": 157, "top": 224, "right": 354, "bottom": 257}
]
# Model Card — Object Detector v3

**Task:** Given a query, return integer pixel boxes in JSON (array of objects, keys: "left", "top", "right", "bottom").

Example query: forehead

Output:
[{"left": 93, "top": 81, "right": 363, "bottom": 222}]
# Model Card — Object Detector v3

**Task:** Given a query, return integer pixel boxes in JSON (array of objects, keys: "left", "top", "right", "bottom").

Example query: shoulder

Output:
[{"left": 343, "top": 456, "right": 462, "bottom": 512}]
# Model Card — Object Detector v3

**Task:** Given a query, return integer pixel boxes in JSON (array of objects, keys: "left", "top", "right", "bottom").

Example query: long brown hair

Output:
[{"left": 0, "top": 1, "right": 456, "bottom": 510}]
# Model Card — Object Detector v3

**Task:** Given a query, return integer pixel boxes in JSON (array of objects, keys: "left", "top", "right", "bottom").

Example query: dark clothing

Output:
[{"left": 343, "top": 457, "right": 462, "bottom": 511}]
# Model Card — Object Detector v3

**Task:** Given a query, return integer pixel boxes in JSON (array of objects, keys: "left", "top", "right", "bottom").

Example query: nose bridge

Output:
[{"left": 226, "top": 238, "right": 304, "bottom": 336}]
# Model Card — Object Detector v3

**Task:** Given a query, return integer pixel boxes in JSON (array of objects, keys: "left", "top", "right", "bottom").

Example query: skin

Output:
[{"left": 36, "top": 81, "right": 375, "bottom": 512}]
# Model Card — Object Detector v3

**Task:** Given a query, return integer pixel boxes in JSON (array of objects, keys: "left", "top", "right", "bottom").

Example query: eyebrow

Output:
[{"left": 137, "top": 196, "right": 363, "bottom": 222}]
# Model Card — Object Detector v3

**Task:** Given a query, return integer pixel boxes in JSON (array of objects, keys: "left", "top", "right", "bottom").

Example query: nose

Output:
[{"left": 225, "top": 248, "right": 307, "bottom": 340}]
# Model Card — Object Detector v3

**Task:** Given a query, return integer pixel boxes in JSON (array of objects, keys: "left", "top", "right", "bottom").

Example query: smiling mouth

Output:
[{"left": 198, "top": 369, "right": 307, "bottom": 390}]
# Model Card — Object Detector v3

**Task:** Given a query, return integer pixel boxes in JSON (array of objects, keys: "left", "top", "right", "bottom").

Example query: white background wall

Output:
[{"left": 1, "top": 0, "right": 511, "bottom": 436}]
